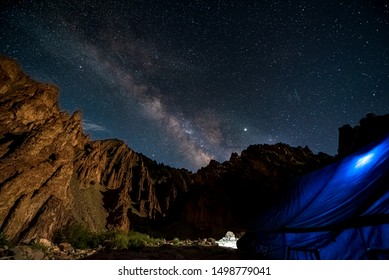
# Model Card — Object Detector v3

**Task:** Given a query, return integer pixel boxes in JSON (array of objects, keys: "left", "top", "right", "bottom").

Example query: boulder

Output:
[{"left": 58, "top": 242, "right": 73, "bottom": 252}]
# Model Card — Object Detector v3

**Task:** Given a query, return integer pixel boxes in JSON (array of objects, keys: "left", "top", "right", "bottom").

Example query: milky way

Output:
[{"left": 1, "top": 0, "right": 388, "bottom": 171}]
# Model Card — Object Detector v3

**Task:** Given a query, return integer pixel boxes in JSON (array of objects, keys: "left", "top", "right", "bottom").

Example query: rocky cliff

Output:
[
  {"left": 0, "top": 56, "right": 192, "bottom": 243},
  {"left": 338, "top": 113, "right": 389, "bottom": 157},
  {"left": 74, "top": 139, "right": 192, "bottom": 231},
  {"left": 0, "top": 56, "right": 87, "bottom": 242},
  {"left": 173, "top": 144, "right": 333, "bottom": 237}
]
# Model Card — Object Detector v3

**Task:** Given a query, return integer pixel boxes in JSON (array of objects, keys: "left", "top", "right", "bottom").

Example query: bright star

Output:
[{"left": 244, "top": 128, "right": 248, "bottom": 132}]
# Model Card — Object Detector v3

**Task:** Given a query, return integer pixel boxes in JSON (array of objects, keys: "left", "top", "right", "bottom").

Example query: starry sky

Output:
[{"left": 1, "top": 0, "right": 389, "bottom": 171}]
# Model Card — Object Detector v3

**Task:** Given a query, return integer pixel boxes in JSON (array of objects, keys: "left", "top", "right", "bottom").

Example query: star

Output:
[{"left": 1, "top": 0, "right": 388, "bottom": 171}]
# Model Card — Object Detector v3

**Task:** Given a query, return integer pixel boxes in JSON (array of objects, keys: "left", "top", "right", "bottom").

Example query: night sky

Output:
[{"left": 1, "top": 0, "right": 388, "bottom": 171}]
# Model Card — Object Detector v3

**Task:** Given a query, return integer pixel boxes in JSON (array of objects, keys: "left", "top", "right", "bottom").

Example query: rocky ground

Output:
[
  {"left": 0, "top": 237, "right": 241, "bottom": 260},
  {"left": 84, "top": 244, "right": 240, "bottom": 260},
  {"left": 0, "top": 239, "right": 98, "bottom": 260}
]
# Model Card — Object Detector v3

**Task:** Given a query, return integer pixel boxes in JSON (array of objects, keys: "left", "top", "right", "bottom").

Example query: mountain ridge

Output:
[{"left": 0, "top": 55, "right": 193, "bottom": 242}]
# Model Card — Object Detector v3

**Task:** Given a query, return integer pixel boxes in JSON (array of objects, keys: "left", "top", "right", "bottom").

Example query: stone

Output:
[
  {"left": 207, "top": 238, "right": 216, "bottom": 245},
  {"left": 38, "top": 238, "right": 52, "bottom": 248},
  {"left": 58, "top": 251, "right": 73, "bottom": 260},
  {"left": 30, "top": 249, "right": 45, "bottom": 260},
  {"left": 225, "top": 231, "right": 235, "bottom": 240},
  {"left": 10, "top": 246, "right": 32, "bottom": 260},
  {"left": 51, "top": 246, "right": 61, "bottom": 253},
  {"left": 58, "top": 242, "right": 73, "bottom": 252}
]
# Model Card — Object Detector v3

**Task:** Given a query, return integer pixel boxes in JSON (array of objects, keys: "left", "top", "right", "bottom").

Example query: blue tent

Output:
[{"left": 247, "top": 134, "right": 389, "bottom": 259}]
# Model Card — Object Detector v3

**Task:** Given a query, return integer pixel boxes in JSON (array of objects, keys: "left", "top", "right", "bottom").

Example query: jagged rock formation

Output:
[
  {"left": 175, "top": 144, "right": 334, "bottom": 237},
  {"left": 338, "top": 113, "right": 389, "bottom": 157},
  {"left": 0, "top": 56, "right": 87, "bottom": 242},
  {"left": 0, "top": 56, "right": 192, "bottom": 243},
  {"left": 74, "top": 139, "right": 192, "bottom": 231}
]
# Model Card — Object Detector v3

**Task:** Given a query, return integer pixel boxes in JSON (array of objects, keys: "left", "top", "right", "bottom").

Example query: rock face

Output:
[
  {"left": 0, "top": 56, "right": 87, "bottom": 242},
  {"left": 74, "top": 139, "right": 192, "bottom": 231},
  {"left": 176, "top": 144, "right": 333, "bottom": 237},
  {"left": 338, "top": 113, "right": 389, "bottom": 157},
  {"left": 0, "top": 56, "right": 192, "bottom": 243}
]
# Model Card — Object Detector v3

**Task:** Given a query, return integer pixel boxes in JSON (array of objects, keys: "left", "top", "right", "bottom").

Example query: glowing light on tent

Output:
[
  {"left": 251, "top": 134, "right": 389, "bottom": 259},
  {"left": 355, "top": 153, "right": 375, "bottom": 168},
  {"left": 345, "top": 137, "right": 389, "bottom": 178}
]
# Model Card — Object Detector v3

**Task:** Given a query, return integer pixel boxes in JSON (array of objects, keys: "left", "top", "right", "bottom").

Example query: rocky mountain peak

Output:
[{"left": 0, "top": 56, "right": 192, "bottom": 243}]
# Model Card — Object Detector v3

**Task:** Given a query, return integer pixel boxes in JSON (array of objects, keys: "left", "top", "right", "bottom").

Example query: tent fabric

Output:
[
  {"left": 251, "top": 224, "right": 389, "bottom": 259},
  {"left": 249, "top": 134, "right": 389, "bottom": 259},
  {"left": 362, "top": 188, "right": 389, "bottom": 216}
]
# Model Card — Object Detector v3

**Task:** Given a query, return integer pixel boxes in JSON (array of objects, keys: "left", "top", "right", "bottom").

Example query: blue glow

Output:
[
  {"left": 252, "top": 134, "right": 389, "bottom": 259},
  {"left": 355, "top": 153, "right": 375, "bottom": 168},
  {"left": 344, "top": 138, "right": 389, "bottom": 178}
]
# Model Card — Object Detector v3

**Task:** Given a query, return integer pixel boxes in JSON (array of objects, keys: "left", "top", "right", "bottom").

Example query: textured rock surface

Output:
[
  {"left": 74, "top": 139, "right": 192, "bottom": 231},
  {"left": 0, "top": 55, "right": 192, "bottom": 243},
  {"left": 176, "top": 144, "right": 334, "bottom": 237},
  {"left": 0, "top": 56, "right": 86, "bottom": 242}
]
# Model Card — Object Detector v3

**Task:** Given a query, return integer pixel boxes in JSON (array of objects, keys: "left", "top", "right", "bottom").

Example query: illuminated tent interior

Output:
[{"left": 246, "top": 134, "right": 389, "bottom": 259}]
